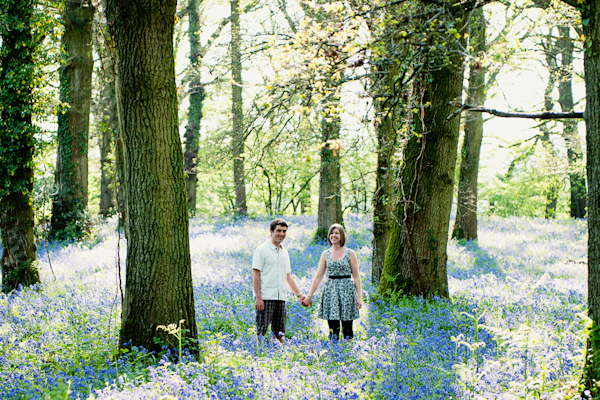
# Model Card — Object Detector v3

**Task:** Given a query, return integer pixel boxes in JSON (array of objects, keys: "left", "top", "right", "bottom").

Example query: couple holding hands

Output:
[{"left": 252, "top": 218, "right": 363, "bottom": 343}]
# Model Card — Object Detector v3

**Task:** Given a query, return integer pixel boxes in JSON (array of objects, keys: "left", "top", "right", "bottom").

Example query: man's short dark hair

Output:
[{"left": 270, "top": 218, "right": 289, "bottom": 232}]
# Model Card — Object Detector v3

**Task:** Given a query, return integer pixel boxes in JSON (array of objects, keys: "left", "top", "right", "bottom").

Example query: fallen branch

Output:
[{"left": 447, "top": 102, "right": 584, "bottom": 120}]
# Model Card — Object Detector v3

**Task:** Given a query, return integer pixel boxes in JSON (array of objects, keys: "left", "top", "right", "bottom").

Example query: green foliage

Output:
[{"left": 480, "top": 136, "right": 572, "bottom": 218}]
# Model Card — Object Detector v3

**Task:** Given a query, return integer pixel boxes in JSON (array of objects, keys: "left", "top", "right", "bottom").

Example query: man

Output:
[{"left": 252, "top": 218, "right": 305, "bottom": 342}]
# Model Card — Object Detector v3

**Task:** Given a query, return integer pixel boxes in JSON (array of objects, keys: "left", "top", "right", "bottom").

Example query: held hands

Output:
[{"left": 301, "top": 295, "right": 313, "bottom": 307}]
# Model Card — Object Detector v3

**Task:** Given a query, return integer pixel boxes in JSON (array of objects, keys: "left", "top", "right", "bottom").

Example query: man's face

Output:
[{"left": 270, "top": 225, "right": 288, "bottom": 245}]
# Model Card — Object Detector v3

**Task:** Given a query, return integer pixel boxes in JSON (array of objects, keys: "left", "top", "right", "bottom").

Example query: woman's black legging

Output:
[{"left": 327, "top": 320, "right": 354, "bottom": 339}]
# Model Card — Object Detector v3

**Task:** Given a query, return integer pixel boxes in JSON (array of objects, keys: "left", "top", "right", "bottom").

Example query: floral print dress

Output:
[{"left": 318, "top": 250, "right": 359, "bottom": 321}]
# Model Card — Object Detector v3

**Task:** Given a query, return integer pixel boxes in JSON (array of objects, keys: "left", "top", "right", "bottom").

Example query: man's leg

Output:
[
  {"left": 270, "top": 300, "right": 287, "bottom": 343},
  {"left": 256, "top": 300, "right": 275, "bottom": 341}
]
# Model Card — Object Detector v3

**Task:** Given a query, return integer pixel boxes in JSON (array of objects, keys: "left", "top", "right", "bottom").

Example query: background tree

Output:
[
  {"left": 183, "top": 0, "right": 205, "bottom": 215},
  {"left": 556, "top": 24, "right": 586, "bottom": 218},
  {"left": 50, "top": 0, "right": 96, "bottom": 239},
  {"left": 230, "top": 0, "right": 247, "bottom": 215},
  {"left": 105, "top": 0, "right": 198, "bottom": 352},
  {"left": 453, "top": 6, "right": 486, "bottom": 240},
  {"left": 0, "top": 0, "right": 43, "bottom": 292},
  {"left": 93, "top": 9, "right": 118, "bottom": 218}
]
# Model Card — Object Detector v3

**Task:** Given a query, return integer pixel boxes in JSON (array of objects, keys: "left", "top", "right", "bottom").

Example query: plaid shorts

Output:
[{"left": 256, "top": 300, "right": 286, "bottom": 337}]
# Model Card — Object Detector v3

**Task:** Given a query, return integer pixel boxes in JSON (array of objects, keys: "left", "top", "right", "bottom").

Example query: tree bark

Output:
[
  {"left": 184, "top": 0, "right": 205, "bottom": 215},
  {"left": 0, "top": 0, "right": 40, "bottom": 292},
  {"left": 51, "top": 1, "right": 95, "bottom": 239},
  {"left": 453, "top": 6, "right": 486, "bottom": 241},
  {"left": 317, "top": 109, "right": 343, "bottom": 240},
  {"left": 580, "top": 0, "right": 600, "bottom": 394},
  {"left": 378, "top": 11, "right": 467, "bottom": 298},
  {"left": 106, "top": 0, "right": 198, "bottom": 354},
  {"left": 231, "top": 0, "right": 247, "bottom": 215},
  {"left": 557, "top": 25, "right": 587, "bottom": 218}
]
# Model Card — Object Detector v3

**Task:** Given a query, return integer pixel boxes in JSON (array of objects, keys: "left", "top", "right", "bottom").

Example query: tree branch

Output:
[
  {"left": 559, "top": 0, "right": 578, "bottom": 8},
  {"left": 447, "top": 102, "right": 584, "bottom": 120}
]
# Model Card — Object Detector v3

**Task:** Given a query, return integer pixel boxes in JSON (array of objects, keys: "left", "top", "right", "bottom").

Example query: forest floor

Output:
[{"left": 0, "top": 214, "right": 588, "bottom": 399}]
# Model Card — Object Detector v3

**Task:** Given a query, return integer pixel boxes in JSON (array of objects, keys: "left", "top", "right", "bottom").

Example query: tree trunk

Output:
[
  {"left": 371, "top": 113, "right": 396, "bottom": 282},
  {"left": 317, "top": 110, "right": 343, "bottom": 240},
  {"left": 581, "top": 0, "right": 600, "bottom": 394},
  {"left": 540, "top": 31, "right": 561, "bottom": 219},
  {"left": 231, "top": 0, "right": 247, "bottom": 215},
  {"left": 0, "top": 0, "right": 40, "bottom": 292},
  {"left": 557, "top": 25, "right": 587, "bottom": 218},
  {"left": 51, "top": 1, "right": 95, "bottom": 240},
  {"left": 94, "top": 15, "right": 118, "bottom": 218},
  {"left": 453, "top": 6, "right": 485, "bottom": 241},
  {"left": 106, "top": 0, "right": 198, "bottom": 354},
  {"left": 378, "top": 12, "right": 467, "bottom": 298},
  {"left": 299, "top": 177, "right": 311, "bottom": 215},
  {"left": 370, "top": 55, "right": 400, "bottom": 282},
  {"left": 184, "top": 0, "right": 205, "bottom": 215}
]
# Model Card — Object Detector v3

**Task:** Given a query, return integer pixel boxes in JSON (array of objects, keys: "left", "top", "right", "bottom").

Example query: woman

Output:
[{"left": 302, "top": 223, "right": 362, "bottom": 340}]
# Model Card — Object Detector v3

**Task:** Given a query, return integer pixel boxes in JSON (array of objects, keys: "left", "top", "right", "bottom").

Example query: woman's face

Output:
[{"left": 329, "top": 228, "right": 341, "bottom": 245}]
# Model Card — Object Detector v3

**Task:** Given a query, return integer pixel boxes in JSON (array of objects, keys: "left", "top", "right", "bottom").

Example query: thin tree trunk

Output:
[
  {"left": 106, "top": 0, "right": 198, "bottom": 353},
  {"left": 184, "top": 0, "right": 205, "bottom": 215},
  {"left": 370, "top": 62, "right": 399, "bottom": 282},
  {"left": 317, "top": 109, "right": 343, "bottom": 239},
  {"left": 581, "top": 0, "right": 600, "bottom": 394},
  {"left": 94, "top": 15, "right": 117, "bottom": 218},
  {"left": 51, "top": 1, "right": 95, "bottom": 239},
  {"left": 0, "top": 0, "right": 39, "bottom": 292},
  {"left": 540, "top": 31, "right": 561, "bottom": 219},
  {"left": 299, "top": 175, "right": 311, "bottom": 215},
  {"left": 231, "top": 0, "right": 247, "bottom": 215},
  {"left": 453, "top": 6, "right": 485, "bottom": 241},
  {"left": 557, "top": 25, "right": 587, "bottom": 218},
  {"left": 378, "top": 11, "right": 467, "bottom": 298}
]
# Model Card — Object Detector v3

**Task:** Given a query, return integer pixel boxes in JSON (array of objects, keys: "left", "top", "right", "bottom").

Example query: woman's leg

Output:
[
  {"left": 327, "top": 320, "right": 341, "bottom": 340},
  {"left": 341, "top": 320, "right": 354, "bottom": 339}
]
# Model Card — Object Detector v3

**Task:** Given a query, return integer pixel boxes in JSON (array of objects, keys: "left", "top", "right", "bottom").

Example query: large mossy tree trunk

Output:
[
  {"left": 51, "top": 1, "right": 95, "bottom": 240},
  {"left": 557, "top": 25, "right": 587, "bottom": 218},
  {"left": 231, "top": 0, "right": 247, "bottom": 215},
  {"left": 317, "top": 108, "right": 343, "bottom": 240},
  {"left": 581, "top": 0, "right": 600, "bottom": 394},
  {"left": 378, "top": 11, "right": 467, "bottom": 298},
  {"left": 0, "top": 0, "right": 40, "bottom": 292},
  {"left": 453, "top": 6, "right": 486, "bottom": 241},
  {"left": 183, "top": 0, "right": 205, "bottom": 215},
  {"left": 106, "top": 0, "right": 198, "bottom": 353}
]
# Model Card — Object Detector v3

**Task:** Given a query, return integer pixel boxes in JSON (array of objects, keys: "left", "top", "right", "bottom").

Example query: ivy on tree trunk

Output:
[{"left": 0, "top": 0, "right": 40, "bottom": 292}]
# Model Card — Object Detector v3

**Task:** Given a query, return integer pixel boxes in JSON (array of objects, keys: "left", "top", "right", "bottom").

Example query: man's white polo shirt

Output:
[{"left": 252, "top": 240, "right": 291, "bottom": 301}]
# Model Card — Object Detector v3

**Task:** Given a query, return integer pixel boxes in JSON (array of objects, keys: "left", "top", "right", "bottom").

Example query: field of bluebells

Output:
[{"left": 0, "top": 214, "right": 589, "bottom": 399}]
